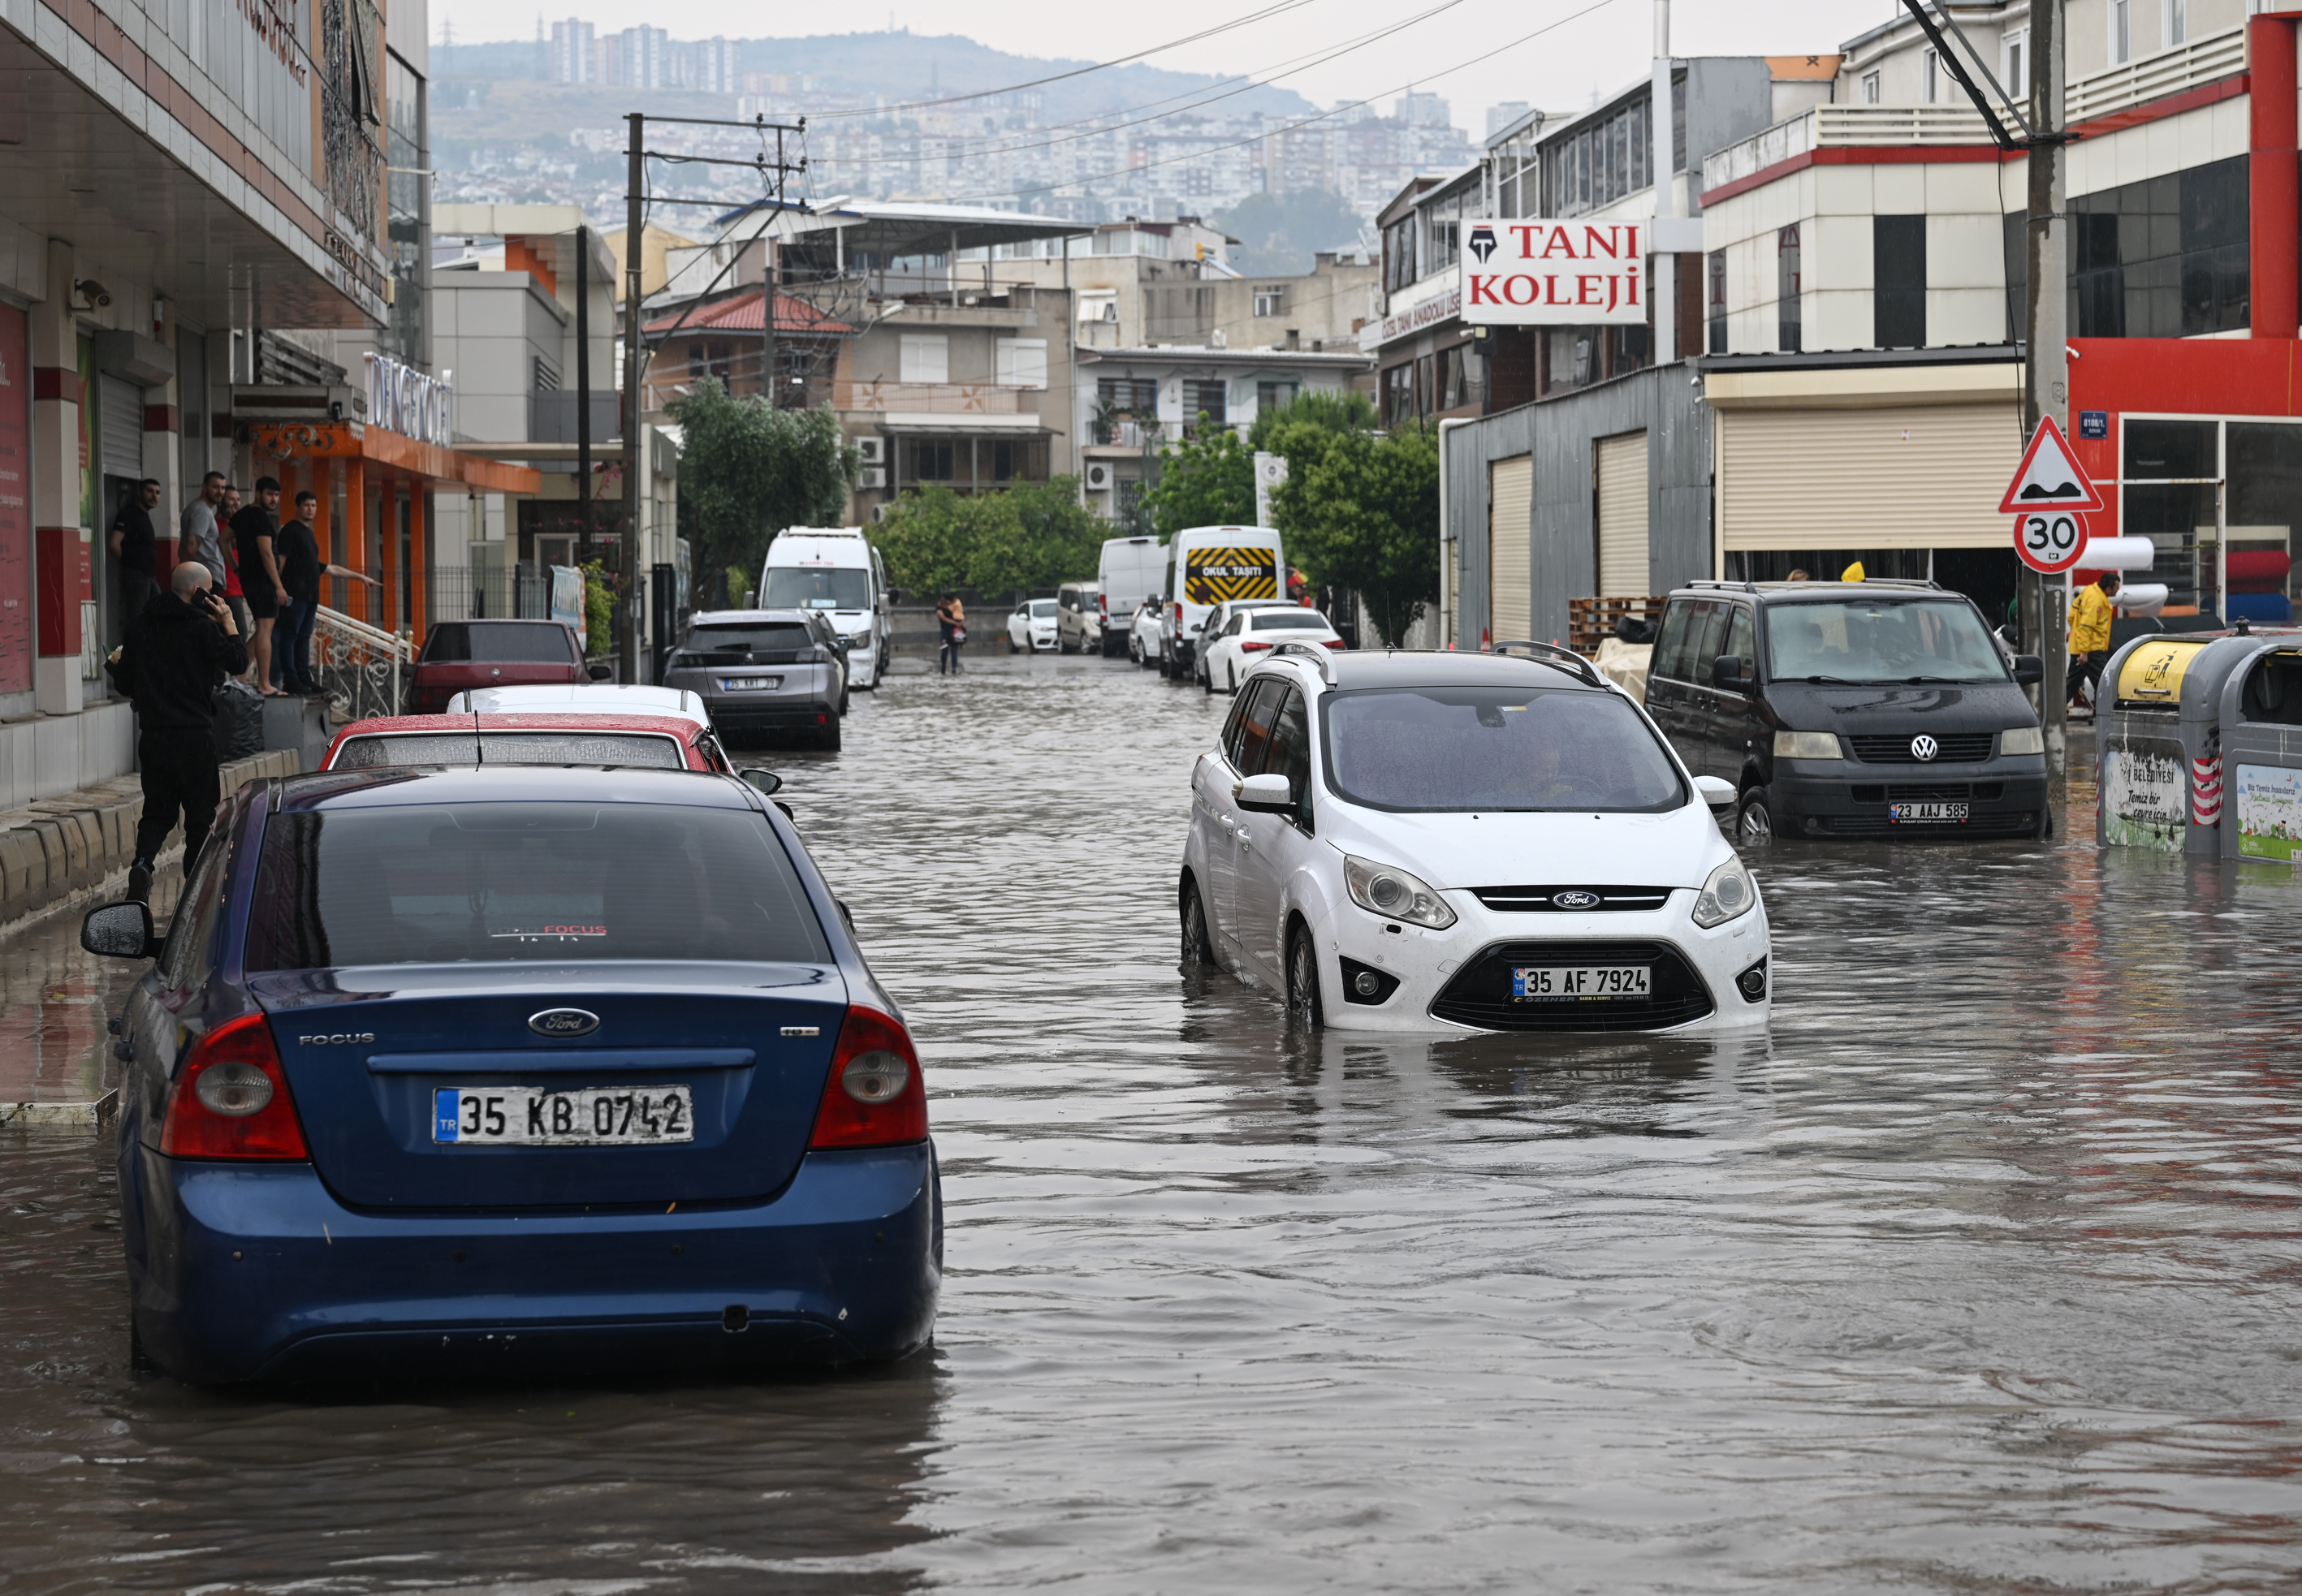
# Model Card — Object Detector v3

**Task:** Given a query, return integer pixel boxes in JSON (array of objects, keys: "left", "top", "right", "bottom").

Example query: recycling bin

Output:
[{"left": 2097, "top": 629, "right": 2302, "bottom": 854}]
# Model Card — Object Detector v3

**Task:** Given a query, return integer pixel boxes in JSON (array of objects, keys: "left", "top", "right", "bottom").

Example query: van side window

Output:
[
  {"left": 1652, "top": 602, "right": 1694, "bottom": 682},
  {"left": 1721, "top": 606, "right": 1755, "bottom": 688},
  {"left": 1683, "top": 602, "right": 1727, "bottom": 684}
]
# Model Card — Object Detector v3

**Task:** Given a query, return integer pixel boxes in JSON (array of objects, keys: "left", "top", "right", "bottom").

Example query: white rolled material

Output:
[
  {"left": 2080, "top": 536, "right": 2157, "bottom": 571},
  {"left": 2114, "top": 582, "right": 2168, "bottom": 615}
]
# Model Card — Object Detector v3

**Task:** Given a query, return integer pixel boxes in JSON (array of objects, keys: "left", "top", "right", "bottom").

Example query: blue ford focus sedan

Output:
[{"left": 83, "top": 765, "right": 939, "bottom": 1382}]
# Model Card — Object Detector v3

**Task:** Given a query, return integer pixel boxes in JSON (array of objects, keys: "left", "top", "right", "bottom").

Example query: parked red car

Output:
[
  {"left": 407, "top": 619, "right": 603, "bottom": 714},
  {"left": 323, "top": 712, "right": 736, "bottom": 774}
]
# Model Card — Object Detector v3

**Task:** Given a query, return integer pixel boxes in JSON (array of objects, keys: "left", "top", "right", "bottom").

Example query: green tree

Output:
[
  {"left": 671, "top": 381, "right": 859, "bottom": 585},
  {"left": 870, "top": 478, "right": 1109, "bottom": 601},
  {"left": 1246, "top": 388, "right": 1376, "bottom": 449},
  {"left": 1142, "top": 419, "right": 1253, "bottom": 537},
  {"left": 577, "top": 559, "right": 617, "bottom": 657},
  {"left": 1272, "top": 424, "right": 1440, "bottom": 648}
]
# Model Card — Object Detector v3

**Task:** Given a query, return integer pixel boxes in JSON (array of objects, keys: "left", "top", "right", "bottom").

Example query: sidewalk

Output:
[{"left": 0, "top": 747, "right": 300, "bottom": 1128}]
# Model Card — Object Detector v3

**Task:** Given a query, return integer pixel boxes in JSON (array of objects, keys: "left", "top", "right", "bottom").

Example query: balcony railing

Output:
[
  {"left": 313, "top": 606, "right": 409, "bottom": 722},
  {"left": 834, "top": 382, "right": 1037, "bottom": 415},
  {"left": 1704, "top": 26, "right": 2246, "bottom": 196}
]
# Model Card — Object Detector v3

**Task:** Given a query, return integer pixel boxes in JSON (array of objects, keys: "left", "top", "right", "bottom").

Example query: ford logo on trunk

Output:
[
  {"left": 529, "top": 1007, "right": 600, "bottom": 1037},
  {"left": 1553, "top": 891, "right": 1601, "bottom": 910}
]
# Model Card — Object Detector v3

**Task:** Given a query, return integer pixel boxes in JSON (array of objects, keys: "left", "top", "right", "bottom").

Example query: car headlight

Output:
[
  {"left": 1691, "top": 855, "right": 1757, "bottom": 930},
  {"left": 1773, "top": 731, "right": 1842, "bottom": 759},
  {"left": 2000, "top": 725, "right": 2045, "bottom": 755},
  {"left": 1342, "top": 853, "right": 1457, "bottom": 929}
]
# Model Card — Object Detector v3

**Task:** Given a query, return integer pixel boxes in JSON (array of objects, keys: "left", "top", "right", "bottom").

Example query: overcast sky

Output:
[{"left": 438, "top": 0, "right": 1901, "bottom": 130}]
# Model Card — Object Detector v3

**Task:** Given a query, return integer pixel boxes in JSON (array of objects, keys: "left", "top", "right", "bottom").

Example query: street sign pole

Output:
[
  {"left": 621, "top": 111, "right": 645, "bottom": 684},
  {"left": 2023, "top": 0, "right": 2069, "bottom": 774}
]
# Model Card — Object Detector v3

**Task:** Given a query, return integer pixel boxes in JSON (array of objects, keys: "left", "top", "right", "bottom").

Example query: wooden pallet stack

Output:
[{"left": 1568, "top": 597, "right": 1668, "bottom": 658}]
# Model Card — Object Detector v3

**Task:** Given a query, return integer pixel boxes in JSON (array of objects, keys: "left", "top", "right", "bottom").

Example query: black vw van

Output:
[{"left": 1642, "top": 580, "right": 2050, "bottom": 842}]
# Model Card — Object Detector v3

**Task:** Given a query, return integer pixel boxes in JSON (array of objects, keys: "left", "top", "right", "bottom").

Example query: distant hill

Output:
[{"left": 434, "top": 29, "right": 1319, "bottom": 126}]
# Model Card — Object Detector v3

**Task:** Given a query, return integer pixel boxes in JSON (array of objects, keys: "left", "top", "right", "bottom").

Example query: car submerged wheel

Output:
[
  {"left": 1181, "top": 880, "right": 1216, "bottom": 968},
  {"left": 1737, "top": 787, "right": 1775, "bottom": 845},
  {"left": 1203, "top": 660, "right": 1216, "bottom": 695},
  {"left": 1286, "top": 925, "right": 1324, "bottom": 1030}
]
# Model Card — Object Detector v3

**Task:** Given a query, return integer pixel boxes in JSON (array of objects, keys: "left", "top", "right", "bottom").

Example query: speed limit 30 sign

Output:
[{"left": 1999, "top": 416, "right": 2105, "bottom": 575}]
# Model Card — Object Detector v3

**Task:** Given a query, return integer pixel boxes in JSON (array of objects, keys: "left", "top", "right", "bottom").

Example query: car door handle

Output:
[{"left": 1236, "top": 830, "right": 1252, "bottom": 850}]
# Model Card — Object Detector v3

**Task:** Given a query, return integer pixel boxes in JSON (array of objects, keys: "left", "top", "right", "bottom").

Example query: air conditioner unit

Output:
[
  {"left": 1085, "top": 462, "right": 1113, "bottom": 491},
  {"left": 855, "top": 436, "right": 884, "bottom": 464},
  {"left": 856, "top": 466, "right": 886, "bottom": 490},
  {"left": 871, "top": 503, "right": 892, "bottom": 524}
]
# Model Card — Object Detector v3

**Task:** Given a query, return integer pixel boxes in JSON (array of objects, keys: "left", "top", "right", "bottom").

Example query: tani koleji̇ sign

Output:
[{"left": 1458, "top": 220, "right": 1647, "bottom": 326}]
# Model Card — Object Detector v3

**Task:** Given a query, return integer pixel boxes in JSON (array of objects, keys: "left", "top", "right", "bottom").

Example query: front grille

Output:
[
  {"left": 1885, "top": 783, "right": 1972, "bottom": 801},
  {"left": 1471, "top": 886, "right": 1676, "bottom": 912},
  {"left": 1847, "top": 732, "right": 1996, "bottom": 763},
  {"left": 1430, "top": 940, "right": 1716, "bottom": 1033}
]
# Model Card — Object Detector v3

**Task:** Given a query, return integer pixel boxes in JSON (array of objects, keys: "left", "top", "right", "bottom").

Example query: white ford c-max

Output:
[{"left": 1179, "top": 645, "right": 1771, "bottom": 1033}]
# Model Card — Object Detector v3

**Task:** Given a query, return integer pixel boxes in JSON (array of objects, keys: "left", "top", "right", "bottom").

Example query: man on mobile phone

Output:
[{"left": 110, "top": 563, "right": 247, "bottom": 903}]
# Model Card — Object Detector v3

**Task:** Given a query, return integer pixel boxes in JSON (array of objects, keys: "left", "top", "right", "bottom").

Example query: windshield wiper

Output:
[
  {"left": 1799, "top": 674, "right": 1859, "bottom": 684},
  {"left": 1903, "top": 675, "right": 1990, "bottom": 684}
]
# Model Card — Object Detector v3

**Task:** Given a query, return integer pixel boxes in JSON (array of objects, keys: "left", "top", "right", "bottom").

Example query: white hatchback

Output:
[
  {"left": 1008, "top": 599, "right": 1060, "bottom": 653},
  {"left": 1179, "top": 645, "right": 1771, "bottom": 1033},
  {"left": 1200, "top": 606, "right": 1343, "bottom": 694}
]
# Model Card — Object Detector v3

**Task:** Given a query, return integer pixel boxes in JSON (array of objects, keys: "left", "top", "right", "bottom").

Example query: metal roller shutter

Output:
[
  {"left": 98, "top": 376, "right": 144, "bottom": 480},
  {"left": 1596, "top": 431, "right": 1649, "bottom": 595},
  {"left": 1717, "top": 402, "right": 2023, "bottom": 550},
  {"left": 1488, "top": 455, "right": 1531, "bottom": 644}
]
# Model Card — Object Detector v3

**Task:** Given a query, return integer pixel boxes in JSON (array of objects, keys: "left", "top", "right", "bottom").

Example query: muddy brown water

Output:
[{"left": 3, "top": 658, "right": 2300, "bottom": 1593}]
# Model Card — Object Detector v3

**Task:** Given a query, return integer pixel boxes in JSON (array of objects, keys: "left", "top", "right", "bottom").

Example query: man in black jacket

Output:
[{"left": 115, "top": 563, "right": 249, "bottom": 901}]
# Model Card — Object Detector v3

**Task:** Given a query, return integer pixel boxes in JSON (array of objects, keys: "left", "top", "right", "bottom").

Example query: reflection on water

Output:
[{"left": 2, "top": 664, "right": 2300, "bottom": 1592}]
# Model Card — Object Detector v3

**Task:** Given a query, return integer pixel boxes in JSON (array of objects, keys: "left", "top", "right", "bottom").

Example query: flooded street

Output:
[{"left": 6, "top": 654, "right": 2302, "bottom": 1594}]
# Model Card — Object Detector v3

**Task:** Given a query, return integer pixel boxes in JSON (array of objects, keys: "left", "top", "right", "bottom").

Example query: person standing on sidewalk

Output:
[
  {"left": 180, "top": 471, "right": 228, "bottom": 586},
  {"left": 272, "top": 490, "right": 378, "bottom": 692},
  {"left": 108, "top": 478, "right": 162, "bottom": 626},
  {"left": 214, "top": 485, "right": 253, "bottom": 656},
  {"left": 232, "top": 477, "right": 288, "bottom": 696},
  {"left": 112, "top": 563, "right": 248, "bottom": 902},
  {"left": 936, "top": 591, "right": 966, "bottom": 674},
  {"left": 2067, "top": 572, "right": 2120, "bottom": 717}
]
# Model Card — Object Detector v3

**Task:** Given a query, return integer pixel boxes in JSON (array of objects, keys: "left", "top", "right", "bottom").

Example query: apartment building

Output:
[{"left": 1695, "top": 0, "right": 2292, "bottom": 625}]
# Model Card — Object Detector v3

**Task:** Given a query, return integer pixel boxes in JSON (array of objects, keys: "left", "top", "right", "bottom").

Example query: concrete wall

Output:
[{"left": 1448, "top": 364, "right": 1712, "bottom": 646}]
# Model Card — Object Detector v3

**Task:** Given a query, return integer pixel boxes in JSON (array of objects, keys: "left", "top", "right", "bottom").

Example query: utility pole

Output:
[
  {"left": 2023, "top": 0, "right": 2069, "bottom": 776},
  {"left": 575, "top": 222, "right": 591, "bottom": 558},
  {"left": 621, "top": 112, "right": 644, "bottom": 683},
  {"left": 1651, "top": 0, "right": 1675, "bottom": 366}
]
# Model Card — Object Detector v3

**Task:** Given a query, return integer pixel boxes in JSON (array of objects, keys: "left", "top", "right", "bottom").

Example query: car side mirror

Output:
[
  {"left": 741, "top": 768, "right": 783, "bottom": 795},
  {"left": 586, "top": 662, "right": 613, "bottom": 681},
  {"left": 1693, "top": 774, "right": 1738, "bottom": 813},
  {"left": 1711, "top": 654, "right": 1751, "bottom": 692},
  {"left": 82, "top": 900, "right": 159, "bottom": 960},
  {"left": 1235, "top": 772, "right": 1294, "bottom": 813},
  {"left": 2011, "top": 654, "right": 2045, "bottom": 686}
]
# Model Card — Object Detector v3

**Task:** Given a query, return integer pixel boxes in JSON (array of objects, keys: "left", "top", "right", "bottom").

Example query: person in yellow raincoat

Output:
[{"left": 2067, "top": 572, "right": 2121, "bottom": 712}]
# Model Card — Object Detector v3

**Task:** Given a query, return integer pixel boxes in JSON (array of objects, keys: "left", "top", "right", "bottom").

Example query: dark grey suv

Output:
[
  {"left": 662, "top": 608, "right": 851, "bottom": 751},
  {"left": 1642, "top": 579, "right": 2049, "bottom": 842}
]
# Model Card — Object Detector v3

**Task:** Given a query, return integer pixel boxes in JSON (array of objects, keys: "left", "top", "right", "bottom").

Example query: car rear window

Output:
[
  {"left": 421, "top": 623, "right": 576, "bottom": 664},
  {"left": 332, "top": 732, "right": 685, "bottom": 770},
  {"left": 1249, "top": 611, "right": 1332, "bottom": 631},
  {"left": 1321, "top": 687, "right": 1685, "bottom": 813},
  {"left": 244, "top": 802, "right": 830, "bottom": 970},
  {"left": 681, "top": 623, "right": 813, "bottom": 654}
]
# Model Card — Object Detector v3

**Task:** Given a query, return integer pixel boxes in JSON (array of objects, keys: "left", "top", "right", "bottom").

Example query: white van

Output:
[
  {"left": 1158, "top": 524, "right": 1285, "bottom": 679},
  {"left": 760, "top": 528, "right": 894, "bottom": 689},
  {"left": 1095, "top": 535, "right": 1166, "bottom": 659}
]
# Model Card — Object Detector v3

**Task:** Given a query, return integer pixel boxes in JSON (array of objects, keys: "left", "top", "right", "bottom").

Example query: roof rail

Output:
[
  {"left": 1488, "top": 639, "right": 1604, "bottom": 688},
  {"left": 1265, "top": 640, "right": 1337, "bottom": 684},
  {"left": 1683, "top": 576, "right": 1945, "bottom": 593},
  {"left": 1684, "top": 579, "right": 1759, "bottom": 593}
]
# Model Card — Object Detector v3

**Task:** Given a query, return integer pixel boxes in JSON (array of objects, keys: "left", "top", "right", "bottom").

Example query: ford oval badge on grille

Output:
[
  {"left": 529, "top": 1007, "right": 600, "bottom": 1037},
  {"left": 1553, "top": 890, "right": 1601, "bottom": 910}
]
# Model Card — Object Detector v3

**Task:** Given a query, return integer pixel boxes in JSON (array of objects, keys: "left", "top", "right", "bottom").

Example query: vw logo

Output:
[
  {"left": 1911, "top": 735, "right": 1939, "bottom": 761},
  {"left": 529, "top": 1007, "right": 600, "bottom": 1037},
  {"left": 1553, "top": 890, "right": 1601, "bottom": 910}
]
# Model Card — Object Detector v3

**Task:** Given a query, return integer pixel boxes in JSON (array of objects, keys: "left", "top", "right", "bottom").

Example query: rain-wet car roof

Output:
[{"left": 270, "top": 764, "right": 756, "bottom": 813}]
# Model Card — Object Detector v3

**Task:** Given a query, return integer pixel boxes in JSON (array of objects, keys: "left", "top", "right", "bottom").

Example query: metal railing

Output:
[
  {"left": 430, "top": 565, "right": 551, "bottom": 624},
  {"left": 313, "top": 606, "right": 410, "bottom": 723},
  {"left": 833, "top": 381, "right": 1039, "bottom": 415},
  {"left": 2067, "top": 24, "right": 2245, "bottom": 125}
]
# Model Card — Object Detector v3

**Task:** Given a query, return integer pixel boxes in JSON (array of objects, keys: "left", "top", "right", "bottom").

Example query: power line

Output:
[
  {"left": 804, "top": 0, "right": 1327, "bottom": 119},
  {"left": 936, "top": 0, "right": 1620, "bottom": 206}
]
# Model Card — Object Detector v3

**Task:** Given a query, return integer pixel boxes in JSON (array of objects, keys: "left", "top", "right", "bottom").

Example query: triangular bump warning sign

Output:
[{"left": 1998, "top": 416, "right": 2105, "bottom": 515}]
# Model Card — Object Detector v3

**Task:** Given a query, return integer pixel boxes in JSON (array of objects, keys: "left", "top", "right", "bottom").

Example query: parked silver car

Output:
[{"left": 660, "top": 608, "right": 851, "bottom": 752}]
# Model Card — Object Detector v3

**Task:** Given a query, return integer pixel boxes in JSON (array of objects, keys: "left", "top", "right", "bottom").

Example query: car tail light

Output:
[
  {"left": 160, "top": 1013, "right": 309, "bottom": 1160},
  {"left": 808, "top": 1004, "right": 928, "bottom": 1149},
  {"left": 1173, "top": 602, "right": 1183, "bottom": 623},
  {"left": 1240, "top": 640, "right": 1272, "bottom": 652},
  {"left": 1098, "top": 597, "right": 1108, "bottom": 619},
  {"left": 1323, "top": 638, "right": 1346, "bottom": 649}
]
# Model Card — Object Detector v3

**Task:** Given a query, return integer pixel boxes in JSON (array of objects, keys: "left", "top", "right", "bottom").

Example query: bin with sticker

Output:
[
  {"left": 2097, "top": 629, "right": 2302, "bottom": 853},
  {"left": 2217, "top": 644, "right": 2302, "bottom": 861}
]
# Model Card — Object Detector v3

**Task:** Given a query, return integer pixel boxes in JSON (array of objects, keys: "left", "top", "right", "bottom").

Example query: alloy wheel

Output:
[{"left": 1286, "top": 930, "right": 1324, "bottom": 1029}]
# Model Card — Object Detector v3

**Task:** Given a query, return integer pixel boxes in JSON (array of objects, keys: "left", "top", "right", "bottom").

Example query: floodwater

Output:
[{"left": 5, "top": 653, "right": 2302, "bottom": 1594}]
